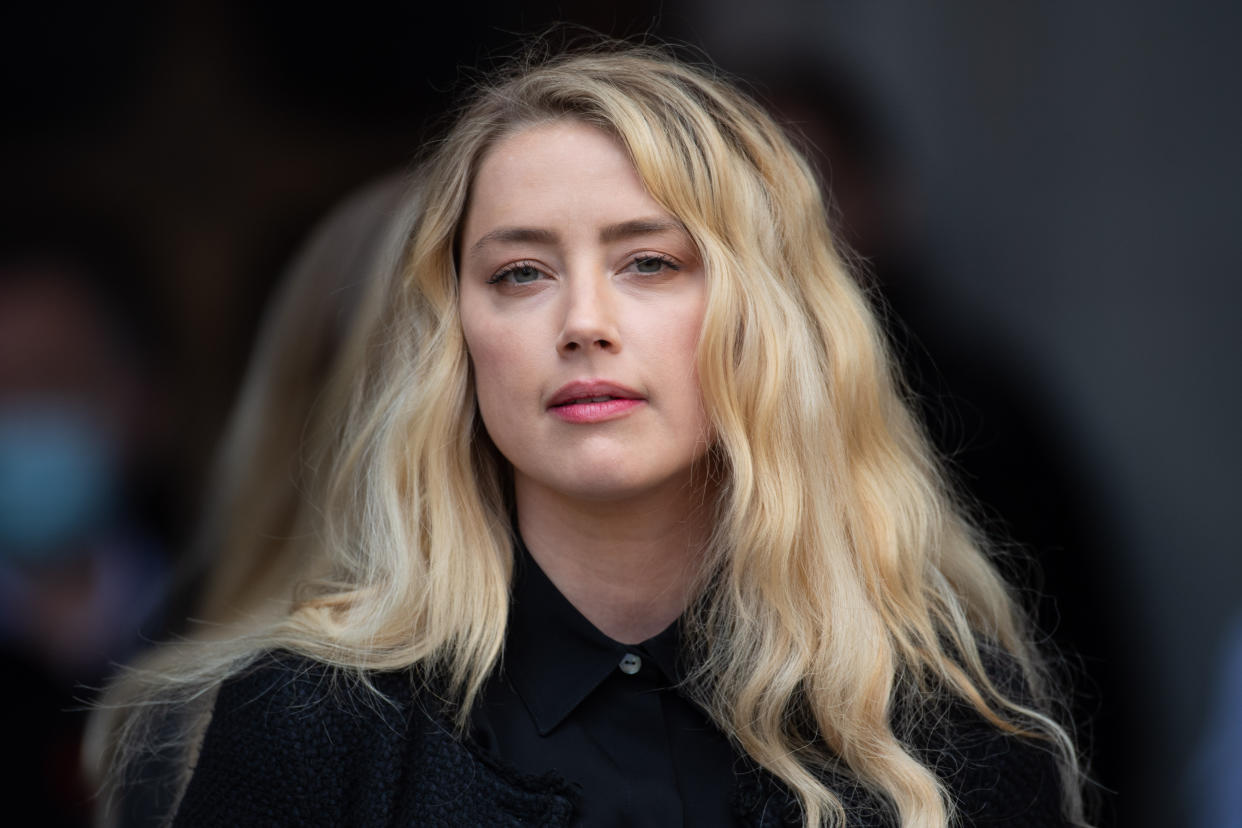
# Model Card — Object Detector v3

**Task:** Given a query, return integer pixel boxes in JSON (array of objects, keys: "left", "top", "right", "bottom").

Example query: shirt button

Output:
[{"left": 618, "top": 653, "right": 642, "bottom": 675}]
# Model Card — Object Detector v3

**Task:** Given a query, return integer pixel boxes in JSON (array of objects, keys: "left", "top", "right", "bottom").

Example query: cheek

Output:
[
  {"left": 461, "top": 313, "right": 529, "bottom": 437},
  {"left": 474, "top": 368, "right": 520, "bottom": 438},
  {"left": 464, "top": 335, "right": 501, "bottom": 407},
  {"left": 647, "top": 301, "right": 706, "bottom": 383},
  {"left": 669, "top": 300, "right": 711, "bottom": 430}
]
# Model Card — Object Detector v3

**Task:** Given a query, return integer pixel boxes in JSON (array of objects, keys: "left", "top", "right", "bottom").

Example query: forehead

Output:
[
  {"left": 475, "top": 119, "right": 631, "bottom": 184},
  {"left": 461, "top": 120, "right": 674, "bottom": 244}
]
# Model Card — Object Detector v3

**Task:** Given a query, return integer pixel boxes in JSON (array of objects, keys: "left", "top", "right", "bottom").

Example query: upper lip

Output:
[{"left": 547, "top": 380, "right": 644, "bottom": 408}]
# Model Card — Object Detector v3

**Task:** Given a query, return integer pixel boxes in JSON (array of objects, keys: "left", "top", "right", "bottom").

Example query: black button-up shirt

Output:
[{"left": 470, "top": 541, "right": 745, "bottom": 827}]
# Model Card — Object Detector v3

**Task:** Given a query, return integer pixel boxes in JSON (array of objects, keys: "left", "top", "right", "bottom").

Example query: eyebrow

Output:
[
  {"left": 600, "top": 217, "right": 683, "bottom": 243},
  {"left": 468, "top": 217, "right": 683, "bottom": 255}
]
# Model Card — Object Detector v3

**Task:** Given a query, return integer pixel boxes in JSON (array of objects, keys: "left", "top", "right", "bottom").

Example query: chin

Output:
[
  {"left": 556, "top": 465, "right": 698, "bottom": 505},
  {"left": 557, "top": 471, "right": 649, "bottom": 502}
]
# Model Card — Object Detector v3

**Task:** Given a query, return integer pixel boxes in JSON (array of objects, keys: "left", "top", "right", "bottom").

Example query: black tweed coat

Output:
[{"left": 170, "top": 653, "right": 1071, "bottom": 827}]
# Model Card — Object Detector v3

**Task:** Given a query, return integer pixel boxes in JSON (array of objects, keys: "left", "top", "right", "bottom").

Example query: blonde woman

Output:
[{"left": 96, "top": 43, "right": 1088, "bottom": 827}]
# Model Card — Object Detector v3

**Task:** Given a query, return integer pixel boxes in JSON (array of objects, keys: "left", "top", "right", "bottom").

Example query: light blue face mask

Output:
[{"left": 0, "top": 401, "right": 119, "bottom": 563}]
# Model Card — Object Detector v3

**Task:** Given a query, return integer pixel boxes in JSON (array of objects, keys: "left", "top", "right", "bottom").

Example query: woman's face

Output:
[{"left": 458, "top": 120, "right": 712, "bottom": 506}]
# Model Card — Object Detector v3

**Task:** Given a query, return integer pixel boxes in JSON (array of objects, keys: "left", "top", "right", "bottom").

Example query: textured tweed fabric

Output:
[{"left": 172, "top": 653, "right": 1070, "bottom": 827}]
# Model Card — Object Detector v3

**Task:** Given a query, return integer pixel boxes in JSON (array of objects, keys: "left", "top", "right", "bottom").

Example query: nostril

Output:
[{"left": 559, "top": 333, "right": 616, "bottom": 353}]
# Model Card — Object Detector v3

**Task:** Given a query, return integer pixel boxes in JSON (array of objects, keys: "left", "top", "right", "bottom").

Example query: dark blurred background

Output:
[{"left": 3, "top": 2, "right": 1239, "bottom": 827}]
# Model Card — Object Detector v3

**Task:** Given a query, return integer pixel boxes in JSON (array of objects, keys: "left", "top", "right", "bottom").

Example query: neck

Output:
[{"left": 515, "top": 473, "right": 714, "bottom": 645}]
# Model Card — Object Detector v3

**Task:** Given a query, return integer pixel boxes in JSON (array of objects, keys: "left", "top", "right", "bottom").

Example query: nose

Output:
[{"left": 557, "top": 273, "right": 620, "bottom": 355}]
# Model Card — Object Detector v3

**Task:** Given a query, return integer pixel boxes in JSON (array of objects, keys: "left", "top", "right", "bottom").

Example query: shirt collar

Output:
[{"left": 503, "top": 536, "right": 684, "bottom": 736}]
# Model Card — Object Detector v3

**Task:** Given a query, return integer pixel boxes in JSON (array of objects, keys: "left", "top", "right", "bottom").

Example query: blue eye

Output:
[
  {"left": 632, "top": 255, "right": 679, "bottom": 274},
  {"left": 488, "top": 264, "right": 544, "bottom": 285}
]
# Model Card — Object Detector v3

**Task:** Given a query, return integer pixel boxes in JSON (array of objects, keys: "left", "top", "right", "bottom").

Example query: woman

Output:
[{"left": 96, "top": 43, "right": 1087, "bottom": 827}]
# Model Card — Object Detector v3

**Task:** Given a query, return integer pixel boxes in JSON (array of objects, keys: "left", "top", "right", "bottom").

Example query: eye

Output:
[
  {"left": 487, "top": 262, "right": 546, "bottom": 285},
  {"left": 629, "top": 255, "right": 680, "bottom": 275}
]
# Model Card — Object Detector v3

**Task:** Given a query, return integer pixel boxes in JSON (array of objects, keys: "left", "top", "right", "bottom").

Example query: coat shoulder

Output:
[
  {"left": 172, "top": 652, "right": 575, "bottom": 827},
  {"left": 171, "top": 652, "right": 419, "bottom": 826}
]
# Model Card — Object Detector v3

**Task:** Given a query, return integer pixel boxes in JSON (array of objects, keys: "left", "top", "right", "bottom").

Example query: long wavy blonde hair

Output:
[{"left": 93, "top": 43, "right": 1084, "bottom": 827}]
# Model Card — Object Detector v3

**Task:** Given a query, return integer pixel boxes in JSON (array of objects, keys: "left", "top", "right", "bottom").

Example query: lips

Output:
[
  {"left": 547, "top": 380, "right": 645, "bottom": 424},
  {"left": 548, "top": 381, "right": 643, "bottom": 408}
]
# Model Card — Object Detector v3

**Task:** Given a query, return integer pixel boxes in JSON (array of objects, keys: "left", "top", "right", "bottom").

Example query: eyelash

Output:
[
  {"left": 485, "top": 254, "right": 681, "bottom": 285},
  {"left": 629, "top": 254, "right": 681, "bottom": 275},
  {"left": 486, "top": 261, "right": 543, "bottom": 285}
]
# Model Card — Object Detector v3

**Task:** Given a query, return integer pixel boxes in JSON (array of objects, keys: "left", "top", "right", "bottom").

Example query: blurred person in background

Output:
[
  {"left": 1192, "top": 612, "right": 1242, "bottom": 828},
  {"left": 0, "top": 234, "right": 173, "bottom": 827}
]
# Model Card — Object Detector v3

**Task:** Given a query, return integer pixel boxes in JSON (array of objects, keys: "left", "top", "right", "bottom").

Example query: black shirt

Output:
[{"left": 470, "top": 541, "right": 745, "bottom": 827}]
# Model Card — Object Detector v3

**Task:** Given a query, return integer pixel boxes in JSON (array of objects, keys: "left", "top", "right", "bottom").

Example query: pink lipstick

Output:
[{"left": 547, "top": 381, "right": 645, "bottom": 424}]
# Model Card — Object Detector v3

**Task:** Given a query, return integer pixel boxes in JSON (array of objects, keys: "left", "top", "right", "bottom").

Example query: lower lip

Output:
[{"left": 548, "top": 398, "right": 644, "bottom": 424}]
